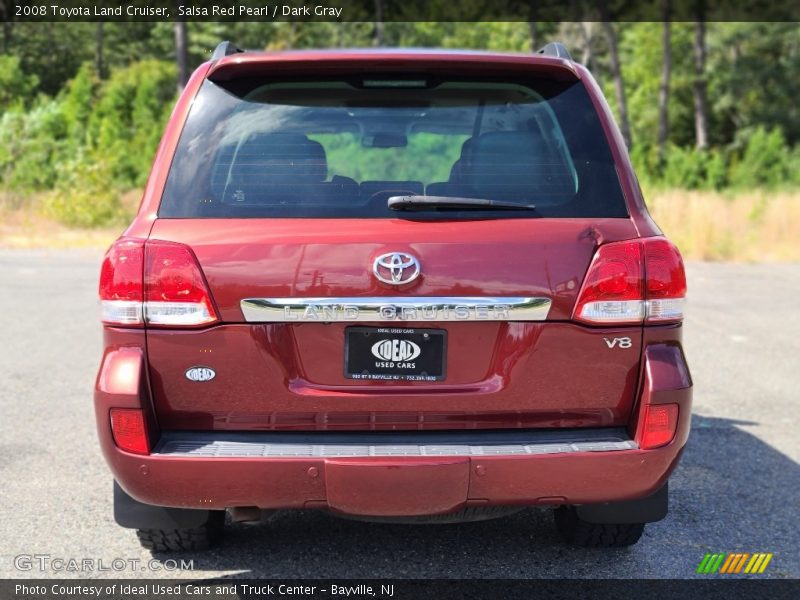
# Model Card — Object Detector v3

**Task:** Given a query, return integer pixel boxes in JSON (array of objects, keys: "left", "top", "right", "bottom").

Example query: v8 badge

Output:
[{"left": 604, "top": 337, "right": 632, "bottom": 349}]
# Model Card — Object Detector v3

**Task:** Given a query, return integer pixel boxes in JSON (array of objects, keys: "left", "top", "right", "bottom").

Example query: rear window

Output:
[{"left": 158, "top": 75, "right": 628, "bottom": 219}]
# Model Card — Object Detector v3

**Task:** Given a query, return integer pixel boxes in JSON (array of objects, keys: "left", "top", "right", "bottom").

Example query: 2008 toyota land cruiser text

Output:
[{"left": 95, "top": 43, "right": 691, "bottom": 551}]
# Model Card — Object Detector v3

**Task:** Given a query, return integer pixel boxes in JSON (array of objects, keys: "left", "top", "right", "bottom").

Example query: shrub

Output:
[
  {"left": 730, "top": 127, "right": 790, "bottom": 189},
  {"left": 662, "top": 146, "right": 706, "bottom": 189},
  {"left": 0, "top": 54, "right": 39, "bottom": 113},
  {"left": 704, "top": 151, "right": 728, "bottom": 190},
  {"left": 43, "top": 155, "right": 124, "bottom": 227},
  {"left": 789, "top": 147, "right": 800, "bottom": 186},
  {"left": 629, "top": 144, "right": 661, "bottom": 188},
  {"left": 0, "top": 100, "right": 68, "bottom": 191},
  {"left": 659, "top": 146, "right": 729, "bottom": 190}
]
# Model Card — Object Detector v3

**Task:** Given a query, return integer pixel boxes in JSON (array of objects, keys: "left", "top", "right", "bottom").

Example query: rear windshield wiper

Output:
[{"left": 388, "top": 195, "right": 536, "bottom": 212}]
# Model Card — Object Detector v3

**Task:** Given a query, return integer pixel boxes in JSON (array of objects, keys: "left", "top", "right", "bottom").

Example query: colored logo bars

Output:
[{"left": 697, "top": 552, "right": 773, "bottom": 574}]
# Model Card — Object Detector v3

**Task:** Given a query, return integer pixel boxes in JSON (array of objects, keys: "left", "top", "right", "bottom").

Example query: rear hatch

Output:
[{"left": 145, "top": 65, "right": 642, "bottom": 432}]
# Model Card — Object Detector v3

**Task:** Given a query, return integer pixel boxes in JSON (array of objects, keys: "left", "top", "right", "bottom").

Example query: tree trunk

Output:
[
  {"left": 95, "top": 22, "right": 105, "bottom": 79},
  {"left": 692, "top": 13, "right": 709, "bottom": 150},
  {"left": 657, "top": 1, "right": 671, "bottom": 162},
  {"left": 528, "top": 4, "right": 539, "bottom": 51},
  {"left": 373, "top": 0, "right": 384, "bottom": 47},
  {"left": 174, "top": 18, "right": 189, "bottom": 91},
  {"left": 0, "top": 0, "right": 13, "bottom": 52},
  {"left": 579, "top": 22, "right": 600, "bottom": 79},
  {"left": 600, "top": 20, "right": 632, "bottom": 149},
  {"left": 528, "top": 22, "right": 538, "bottom": 52},
  {"left": 280, "top": 19, "right": 297, "bottom": 50}
]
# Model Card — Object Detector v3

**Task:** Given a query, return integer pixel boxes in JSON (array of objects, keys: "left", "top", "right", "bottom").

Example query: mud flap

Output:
[
  {"left": 574, "top": 482, "right": 668, "bottom": 524},
  {"left": 113, "top": 481, "right": 215, "bottom": 530},
  {"left": 324, "top": 458, "right": 470, "bottom": 517}
]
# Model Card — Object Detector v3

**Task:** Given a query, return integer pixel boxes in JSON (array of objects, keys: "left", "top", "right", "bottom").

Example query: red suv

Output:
[{"left": 96, "top": 43, "right": 691, "bottom": 552}]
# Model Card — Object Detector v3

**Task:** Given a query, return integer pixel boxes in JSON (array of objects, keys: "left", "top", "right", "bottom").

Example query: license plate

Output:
[{"left": 344, "top": 327, "right": 447, "bottom": 382}]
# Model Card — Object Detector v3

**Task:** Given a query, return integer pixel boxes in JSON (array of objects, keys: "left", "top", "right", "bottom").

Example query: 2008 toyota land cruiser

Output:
[{"left": 95, "top": 42, "right": 691, "bottom": 551}]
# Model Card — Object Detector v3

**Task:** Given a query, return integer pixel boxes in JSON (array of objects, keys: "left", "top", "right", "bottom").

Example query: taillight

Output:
[
  {"left": 644, "top": 238, "right": 687, "bottom": 323},
  {"left": 144, "top": 240, "right": 218, "bottom": 326},
  {"left": 99, "top": 238, "right": 218, "bottom": 327},
  {"left": 573, "top": 241, "right": 645, "bottom": 324},
  {"left": 110, "top": 408, "right": 150, "bottom": 454},
  {"left": 640, "top": 403, "right": 679, "bottom": 449},
  {"left": 99, "top": 238, "right": 145, "bottom": 326},
  {"left": 573, "top": 237, "right": 686, "bottom": 325}
]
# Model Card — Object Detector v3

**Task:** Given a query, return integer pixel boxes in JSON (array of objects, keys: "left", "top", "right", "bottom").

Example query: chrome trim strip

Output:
[
  {"left": 155, "top": 439, "right": 637, "bottom": 458},
  {"left": 240, "top": 296, "right": 551, "bottom": 322}
]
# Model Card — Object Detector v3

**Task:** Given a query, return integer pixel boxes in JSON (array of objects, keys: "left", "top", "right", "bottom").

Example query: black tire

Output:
[
  {"left": 553, "top": 506, "right": 645, "bottom": 548},
  {"left": 136, "top": 511, "right": 225, "bottom": 552}
]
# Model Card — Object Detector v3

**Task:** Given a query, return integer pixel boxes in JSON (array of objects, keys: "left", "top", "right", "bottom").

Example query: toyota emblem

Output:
[{"left": 373, "top": 252, "right": 421, "bottom": 285}]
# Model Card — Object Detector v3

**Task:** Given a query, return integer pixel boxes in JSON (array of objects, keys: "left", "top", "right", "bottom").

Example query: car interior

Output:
[{"left": 209, "top": 129, "right": 577, "bottom": 214}]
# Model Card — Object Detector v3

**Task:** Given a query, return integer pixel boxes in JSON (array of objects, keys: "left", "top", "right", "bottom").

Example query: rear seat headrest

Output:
[
  {"left": 233, "top": 132, "right": 328, "bottom": 184},
  {"left": 448, "top": 137, "right": 475, "bottom": 182},
  {"left": 463, "top": 131, "right": 563, "bottom": 197}
]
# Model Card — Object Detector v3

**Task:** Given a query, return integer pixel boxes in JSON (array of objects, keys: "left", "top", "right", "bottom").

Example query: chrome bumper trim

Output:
[
  {"left": 240, "top": 296, "right": 551, "bottom": 323},
  {"left": 155, "top": 439, "right": 637, "bottom": 458}
]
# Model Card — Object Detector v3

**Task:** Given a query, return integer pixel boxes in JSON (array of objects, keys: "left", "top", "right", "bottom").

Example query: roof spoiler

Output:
[
  {"left": 210, "top": 40, "right": 572, "bottom": 63},
  {"left": 207, "top": 46, "right": 580, "bottom": 82}
]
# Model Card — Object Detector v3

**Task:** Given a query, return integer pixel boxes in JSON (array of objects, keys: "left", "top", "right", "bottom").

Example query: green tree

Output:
[{"left": 0, "top": 54, "right": 39, "bottom": 113}]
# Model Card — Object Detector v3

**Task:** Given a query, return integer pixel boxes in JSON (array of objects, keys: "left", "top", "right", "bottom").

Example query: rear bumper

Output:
[
  {"left": 95, "top": 340, "right": 691, "bottom": 516},
  {"left": 112, "top": 432, "right": 681, "bottom": 516}
]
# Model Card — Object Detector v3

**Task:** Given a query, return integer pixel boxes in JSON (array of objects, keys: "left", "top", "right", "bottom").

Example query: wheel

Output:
[
  {"left": 136, "top": 511, "right": 225, "bottom": 552},
  {"left": 553, "top": 506, "right": 645, "bottom": 548}
]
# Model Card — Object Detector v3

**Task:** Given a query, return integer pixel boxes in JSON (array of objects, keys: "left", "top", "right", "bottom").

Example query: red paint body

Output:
[{"left": 96, "top": 50, "right": 691, "bottom": 516}]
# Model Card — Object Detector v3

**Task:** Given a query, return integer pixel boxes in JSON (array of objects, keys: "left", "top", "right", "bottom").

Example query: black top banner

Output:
[{"left": 3, "top": 0, "right": 800, "bottom": 22}]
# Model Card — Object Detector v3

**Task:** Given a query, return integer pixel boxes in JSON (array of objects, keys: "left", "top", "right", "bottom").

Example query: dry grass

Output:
[
  {"left": 0, "top": 195, "right": 124, "bottom": 250},
  {"left": 0, "top": 210, "right": 122, "bottom": 249},
  {"left": 646, "top": 190, "right": 800, "bottom": 262},
  {"left": 1, "top": 189, "right": 798, "bottom": 261}
]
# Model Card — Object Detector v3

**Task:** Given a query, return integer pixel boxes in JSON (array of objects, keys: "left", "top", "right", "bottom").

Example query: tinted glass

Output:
[{"left": 158, "top": 77, "right": 628, "bottom": 219}]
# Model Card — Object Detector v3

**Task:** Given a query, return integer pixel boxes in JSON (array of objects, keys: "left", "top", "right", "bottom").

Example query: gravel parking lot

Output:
[{"left": 0, "top": 250, "right": 797, "bottom": 579}]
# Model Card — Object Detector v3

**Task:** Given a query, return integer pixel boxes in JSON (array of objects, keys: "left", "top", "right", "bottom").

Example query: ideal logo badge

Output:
[
  {"left": 371, "top": 339, "right": 422, "bottom": 363},
  {"left": 185, "top": 367, "right": 216, "bottom": 382}
]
